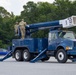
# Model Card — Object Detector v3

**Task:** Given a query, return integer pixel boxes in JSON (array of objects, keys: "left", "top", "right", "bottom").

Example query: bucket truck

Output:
[{"left": 0, "top": 16, "right": 76, "bottom": 63}]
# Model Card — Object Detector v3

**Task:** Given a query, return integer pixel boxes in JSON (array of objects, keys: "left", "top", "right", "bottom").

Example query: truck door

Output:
[{"left": 48, "top": 32, "right": 58, "bottom": 50}]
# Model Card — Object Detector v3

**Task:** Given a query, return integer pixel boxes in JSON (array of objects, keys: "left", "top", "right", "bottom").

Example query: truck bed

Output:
[{"left": 12, "top": 38, "right": 48, "bottom": 53}]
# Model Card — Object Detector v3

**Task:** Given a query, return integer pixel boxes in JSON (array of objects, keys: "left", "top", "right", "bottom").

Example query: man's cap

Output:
[{"left": 22, "top": 19, "right": 24, "bottom": 21}]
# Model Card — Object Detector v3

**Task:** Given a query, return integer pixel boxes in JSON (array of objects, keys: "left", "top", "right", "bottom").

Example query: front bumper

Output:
[{"left": 67, "top": 47, "right": 76, "bottom": 55}]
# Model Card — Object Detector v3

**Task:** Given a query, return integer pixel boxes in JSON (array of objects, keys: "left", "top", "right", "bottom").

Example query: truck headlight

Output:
[
  {"left": 12, "top": 44, "right": 15, "bottom": 47},
  {"left": 66, "top": 46, "right": 72, "bottom": 50}
]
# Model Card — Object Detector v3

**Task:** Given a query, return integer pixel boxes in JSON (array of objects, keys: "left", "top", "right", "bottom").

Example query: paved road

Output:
[{"left": 0, "top": 57, "right": 76, "bottom": 75}]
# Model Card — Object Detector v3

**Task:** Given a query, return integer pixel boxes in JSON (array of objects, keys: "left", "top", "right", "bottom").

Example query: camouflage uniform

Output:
[
  {"left": 14, "top": 22, "right": 19, "bottom": 35},
  {"left": 19, "top": 19, "right": 27, "bottom": 39}
]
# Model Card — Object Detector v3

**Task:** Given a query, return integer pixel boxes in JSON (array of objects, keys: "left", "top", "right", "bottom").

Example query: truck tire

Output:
[
  {"left": 23, "top": 49, "right": 31, "bottom": 61},
  {"left": 41, "top": 57, "right": 50, "bottom": 62},
  {"left": 56, "top": 49, "right": 67, "bottom": 63},
  {"left": 15, "top": 50, "right": 23, "bottom": 61}
]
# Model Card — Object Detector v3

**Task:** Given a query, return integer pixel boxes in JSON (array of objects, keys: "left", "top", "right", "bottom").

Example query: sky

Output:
[
  {"left": 0, "top": 0, "right": 55, "bottom": 15},
  {"left": 0, "top": 0, "right": 75, "bottom": 15}
]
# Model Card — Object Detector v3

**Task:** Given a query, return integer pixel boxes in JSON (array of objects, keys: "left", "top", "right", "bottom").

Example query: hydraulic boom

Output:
[{"left": 26, "top": 16, "right": 76, "bottom": 36}]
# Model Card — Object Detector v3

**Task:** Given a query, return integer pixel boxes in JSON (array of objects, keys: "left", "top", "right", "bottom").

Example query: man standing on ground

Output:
[{"left": 19, "top": 19, "right": 27, "bottom": 39}]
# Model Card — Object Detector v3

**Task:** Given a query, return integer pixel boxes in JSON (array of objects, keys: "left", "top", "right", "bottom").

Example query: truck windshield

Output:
[{"left": 58, "top": 31, "right": 76, "bottom": 39}]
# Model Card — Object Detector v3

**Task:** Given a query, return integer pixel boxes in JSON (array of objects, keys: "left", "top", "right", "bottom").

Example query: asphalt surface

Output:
[{"left": 0, "top": 57, "right": 76, "bottom": 75}]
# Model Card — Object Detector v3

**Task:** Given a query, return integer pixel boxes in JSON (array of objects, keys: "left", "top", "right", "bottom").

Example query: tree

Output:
[
  {"left": 0, "top": 7, "right": 15, "bottom": 48},
  {"left": 0, "top": 0, "right": 76, "bottom": 48},
  {"left": 0, "top": 7, "right": 11, "bottom": 18}
]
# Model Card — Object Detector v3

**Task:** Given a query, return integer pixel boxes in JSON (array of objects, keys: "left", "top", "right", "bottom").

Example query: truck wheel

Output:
[
  {"left": 56, "top": 49, "right": 67, "bottom": 63},
  {"left": 15, "top": 50, "right": 23, "bottom": 61},
  {"left": 23, "top": 49, "right": 31, "bottom": 61}
]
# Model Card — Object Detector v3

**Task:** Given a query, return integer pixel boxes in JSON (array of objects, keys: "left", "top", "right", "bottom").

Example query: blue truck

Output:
[{"left": 0, "top": 16, "right": 76, "bottom": 63}]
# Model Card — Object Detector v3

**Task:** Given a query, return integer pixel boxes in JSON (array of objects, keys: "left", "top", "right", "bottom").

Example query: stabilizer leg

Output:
[
  {"left": 30, "top": 48, "right": 47, "bottom": 63},
  {"left": 0, "top": 51, "right": 12, "bottom": 61}
]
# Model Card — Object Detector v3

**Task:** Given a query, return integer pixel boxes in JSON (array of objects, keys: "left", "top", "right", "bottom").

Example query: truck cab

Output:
[
  {"left": 48, "top": 30, "right": 76, "bottom": 50},
  {"left": 48, "top": 30, "right": 76, "bottom": 62}
]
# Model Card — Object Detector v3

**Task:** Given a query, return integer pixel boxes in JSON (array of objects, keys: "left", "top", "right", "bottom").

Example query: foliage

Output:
[{"left": 0, "top": 0, "right": 76, "bottom": 48}]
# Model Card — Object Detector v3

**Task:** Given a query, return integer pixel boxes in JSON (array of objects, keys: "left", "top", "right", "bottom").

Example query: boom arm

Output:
[
  {"left": 26, "top": 16, "right": 76, "bottom": 29},
  {"left": 26, "top": 21, "right": 61, "bottom": 35},
  {"left": 25, "top": 16, "right": 76, "bottom": 35},
  {"left": 26, "top": 20, "right": 60, "bottom": 29}
]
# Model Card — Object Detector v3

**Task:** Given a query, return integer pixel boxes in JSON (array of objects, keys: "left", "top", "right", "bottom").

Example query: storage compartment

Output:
[
  {"left": 12, "top": 38, "right": 38, "bottom": 53},
  {"left": 38, "top": 38, "right": 48, "bottom": 52}
]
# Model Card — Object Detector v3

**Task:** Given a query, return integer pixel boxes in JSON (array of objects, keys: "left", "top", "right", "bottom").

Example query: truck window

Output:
[
  {"left": 58, "top": 31, "right": 75, "bottom": 39},
  {"left": 49, "top": 32, "right": 57, "bottom": 40}
]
